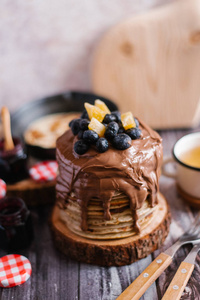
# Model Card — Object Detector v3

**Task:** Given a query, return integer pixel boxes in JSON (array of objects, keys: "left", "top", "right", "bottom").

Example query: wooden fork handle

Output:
[
  {"left": 116, "top": 252, "right": 172, "bottom": 300},
  {"left": 162, "top": 261, "right": 194, "bottom": 300}
]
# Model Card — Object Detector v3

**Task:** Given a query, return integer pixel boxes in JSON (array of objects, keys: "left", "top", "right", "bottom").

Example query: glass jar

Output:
[
  {"left": 0, "top": 197, "right": 33, "bottom": 251},
  {"left": 0, "top": 137, "right": 29, "bottom": 183}
]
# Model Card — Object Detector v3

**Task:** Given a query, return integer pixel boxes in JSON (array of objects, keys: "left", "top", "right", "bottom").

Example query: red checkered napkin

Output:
[
  {"left": 0, "top": 254, "right": 32, "bottom": 288},
  {"left": 0, "top": 179, "right": 6, "bottom": 199},
  {"left": 29, "top": 160, "right": 58, "bottom": 182}
]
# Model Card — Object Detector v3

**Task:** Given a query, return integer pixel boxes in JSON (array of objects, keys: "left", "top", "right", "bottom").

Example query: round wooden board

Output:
[
  {"left": 51, "top": 192, "right": 171, "bottom": 266},
  {"left": 177, "top": 184, "right": 200, "bottom": 209},
  {"left": 7, "top": 178, "right": 56, "bottom": 206},
  {"left": 92, "top": 0, "right": 200, "bottom": 129}
]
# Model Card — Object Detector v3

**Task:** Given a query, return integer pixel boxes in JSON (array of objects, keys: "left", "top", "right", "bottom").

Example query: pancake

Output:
[
  {"left": 59, "top": 192, "right": 158, "bottom": 239},
  {"left": 24, "top": 112, "right": 79, "bottom": 149}
]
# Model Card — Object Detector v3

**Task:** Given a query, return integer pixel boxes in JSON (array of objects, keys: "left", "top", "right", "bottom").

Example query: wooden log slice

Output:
[
  {"left": 7, "top": 179, "right": 56, "bottom": 206},
  {"left": 51, "top": 192, "right": 171, "bottom": 266}
]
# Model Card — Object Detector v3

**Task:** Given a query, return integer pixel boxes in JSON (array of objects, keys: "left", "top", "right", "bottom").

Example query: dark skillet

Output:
[{"left": 11, "top": 91, "right": 118, "bottom": 159}]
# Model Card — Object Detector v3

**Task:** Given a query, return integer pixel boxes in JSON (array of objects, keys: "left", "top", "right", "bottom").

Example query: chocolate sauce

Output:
[
  {"left": 56, "top": 118, "right": 163, "bottom": 233},
  {"left": 0, "top": 197, "right": 33, "bottom": 251}
]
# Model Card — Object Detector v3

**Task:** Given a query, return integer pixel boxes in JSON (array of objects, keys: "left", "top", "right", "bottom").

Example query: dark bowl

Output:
[{"left": 11, "top": 91, "right": 118, "bottom": 159}]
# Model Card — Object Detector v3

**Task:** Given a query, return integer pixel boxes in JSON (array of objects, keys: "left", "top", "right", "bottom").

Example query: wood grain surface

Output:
[
  {"left": 92, "top": 0, "right": 200, "bottom": 129},
  {"left": 0, "top": 125, "right": 200, "bottom": 300},
  {"left": 7, "top": 178, "right": 56, "bottom": 206}
]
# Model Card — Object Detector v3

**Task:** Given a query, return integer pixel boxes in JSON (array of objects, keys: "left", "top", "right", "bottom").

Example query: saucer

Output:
[{"left": 177, "top": 184, "right": 200, "bottom": 208}]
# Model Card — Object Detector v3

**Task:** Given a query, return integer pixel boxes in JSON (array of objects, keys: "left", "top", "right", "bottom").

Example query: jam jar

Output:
[
  {"left": 0, "top": 197, "right": 33, "bottom": 251},
  {"left": 0, "top": 137, "right": 29, "bottom": 184}
]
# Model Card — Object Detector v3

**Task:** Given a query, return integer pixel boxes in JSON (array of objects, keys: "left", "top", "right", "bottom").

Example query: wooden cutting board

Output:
[{"left": 92, "top": 0, "right": 200, "bottom": 129}]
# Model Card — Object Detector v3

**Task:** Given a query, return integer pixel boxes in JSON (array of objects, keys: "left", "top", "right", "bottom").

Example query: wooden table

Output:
[{"left": 0, "top": 126, "right": 200, "bottom": 300}]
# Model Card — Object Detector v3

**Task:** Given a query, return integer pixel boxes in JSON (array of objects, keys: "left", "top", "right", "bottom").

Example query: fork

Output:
[
  {"left": 116, "top": 212, "right": 200, "bottom": 300},
  {"left": 162, "top": 241, "right": 200, "bottom": 300}
]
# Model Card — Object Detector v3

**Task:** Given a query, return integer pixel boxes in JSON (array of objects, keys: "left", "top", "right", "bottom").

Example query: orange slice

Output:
[
  {"left": 92, "top": 106, "right": 106, "bottom": 122},
  {"left": 84, "top": 103, "right": 94, "bottom": 120},
  {"left": 121, "top": 112, "right": 136, "bottom": 130},
  {"left": 95, "top": 99, "right": 111, "bottom": 114},
  {"left": 85, "top": 102, "right": 106, "bottom": 122},
  {"left": 88, "top": 118, "right": 106, "bottom": 137}
]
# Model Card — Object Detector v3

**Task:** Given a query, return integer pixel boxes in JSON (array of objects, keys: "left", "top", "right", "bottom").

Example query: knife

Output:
[{"left": 161, "top": 242, "right": 200, "bottom": 300}]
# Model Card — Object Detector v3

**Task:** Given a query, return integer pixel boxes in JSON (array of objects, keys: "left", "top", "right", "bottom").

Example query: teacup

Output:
[{"left": 162, "top": 132, "right": 200, "bottom": 200}]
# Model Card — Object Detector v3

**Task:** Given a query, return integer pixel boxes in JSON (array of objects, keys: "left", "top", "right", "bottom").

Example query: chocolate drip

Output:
[{"left": 56, "top": 118, "right": 163, "bottom": 233}]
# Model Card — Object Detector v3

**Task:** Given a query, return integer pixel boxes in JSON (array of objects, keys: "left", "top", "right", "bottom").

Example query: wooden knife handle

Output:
[
  {"left": 116, "top": 252, "right": 172, "bottom": 300},
  {"left": 162, "top": 261, "right": 194, "bottom": 300}
]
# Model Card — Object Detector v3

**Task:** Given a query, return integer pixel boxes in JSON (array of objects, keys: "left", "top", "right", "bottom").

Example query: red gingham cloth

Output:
[
  {"left": 0, "top": 254, "right": 32, "bottom": 288},
  {"left": 29, "top": 160, "right": 58, "bottom": 182},
  {"left": 0, "top": 179, "right": 6, "bottom": 199}
]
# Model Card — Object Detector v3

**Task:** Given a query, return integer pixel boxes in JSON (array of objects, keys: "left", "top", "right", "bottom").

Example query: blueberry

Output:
[
  {"left": 71, "top": 119, "right": 81, "bottom": 135},
  {"left": 78, "top": 130, "right": 84, "bottom": 139},
  {"left": 118, "top": 125, "right": 124, "bottom": 134},
  {"left": 83, "top": 130, "right": 99, "bottom": 144},
  {"left": 112, "top": 134, "right": 131, "bottom": 150},
  {"left": 74, "top": 140, "right": 89, "bottom": 155},
  {"left": 103, "top": 114, "right": 116, "bottom": 124},
  {"left": 134, "top": 117, "right": 139, "bottom": 128},
  {"left": 81, "top": 109, "right": 89, "bottom": 119},
  {"left": 69, "top": 119, "right": 74, "bottom": 128},
  {"left": 126, "top": 128, "right": 141, "bottom": 140},
  {"left": 111, "top": 111, "right": 121, "bottom": 123},
  {"left": 80, "top": 119, "right": 89, "bottom": 131},
  {"left": 96, "top": 138, "right": 109, "bottom": 153},
  {"left": 105, "top": 122, "right": 119, "bottom": 140}
]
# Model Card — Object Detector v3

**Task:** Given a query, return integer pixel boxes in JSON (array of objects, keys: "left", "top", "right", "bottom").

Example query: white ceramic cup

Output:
[{"left": 162, "top": 132, "right": 200, "bottom": 199}]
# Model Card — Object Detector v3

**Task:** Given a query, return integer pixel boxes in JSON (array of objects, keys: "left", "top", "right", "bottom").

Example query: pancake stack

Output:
[
  {"left": 60, "top": 191, "right": 158, "bottom": 240},
  {"left": 56, "top": 100, "right": 163, "bottom": 241}
]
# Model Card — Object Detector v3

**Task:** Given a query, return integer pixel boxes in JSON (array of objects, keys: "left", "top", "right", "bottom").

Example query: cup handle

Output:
[{"left": 162, "top": 157, "right": 177, "bottom": 179}]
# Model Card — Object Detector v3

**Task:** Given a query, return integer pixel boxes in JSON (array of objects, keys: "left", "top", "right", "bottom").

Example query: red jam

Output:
[
  {"left": 0, "top": 137, "right": 28, "bottom": 183},
  {"left": 0, "top": 197, "right": 33, "bottom": 251}
]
